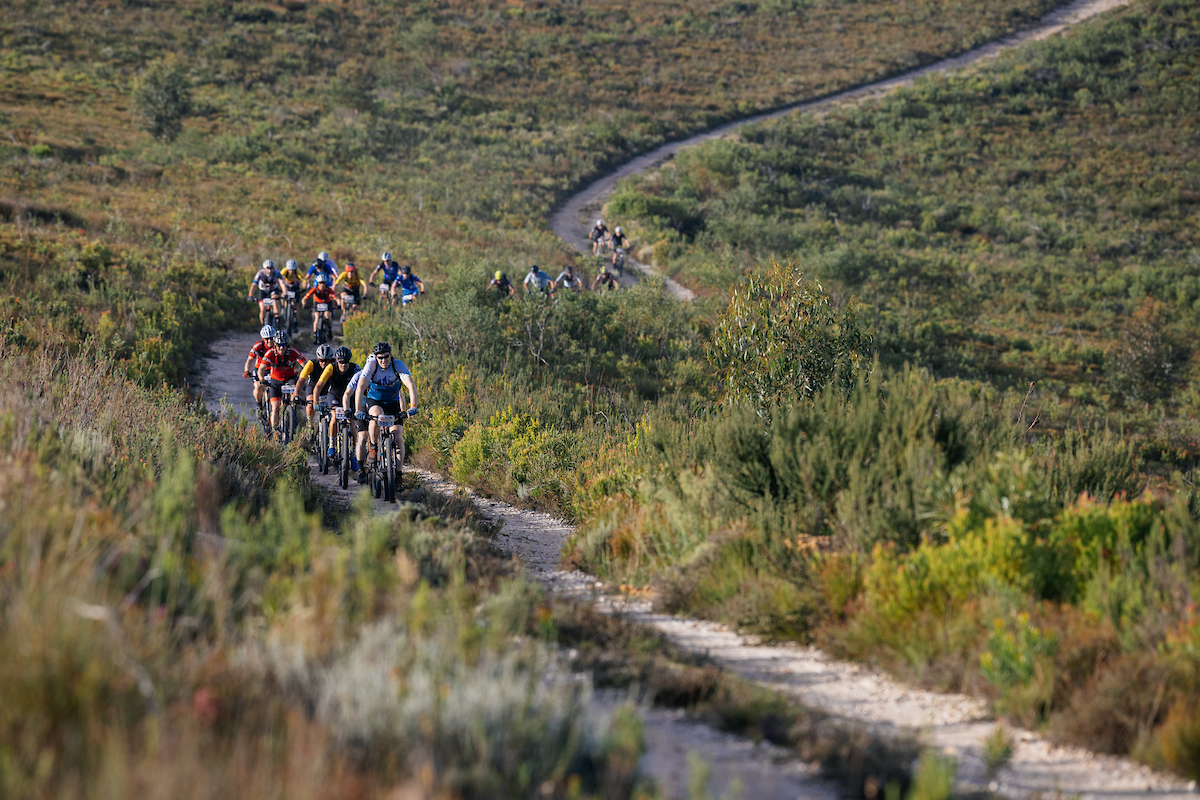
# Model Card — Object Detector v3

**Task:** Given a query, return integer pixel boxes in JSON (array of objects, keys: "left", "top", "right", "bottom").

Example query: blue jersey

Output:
[
  {"left": 399, "top": 275, "right": 421, "bottom": 295},
  {"left": 307, "top": 261, "right": 336, "bottom": 282},
  {"left": 361, "top": 354, "right": 411, "bottom": 404},
  {"left": 378, "top": 262, "right": 402, "bottom": 284}
]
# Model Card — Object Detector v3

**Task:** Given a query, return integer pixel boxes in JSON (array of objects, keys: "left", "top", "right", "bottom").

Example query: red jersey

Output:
[
  {"left": 304, "top": 286, "right": 338, "bottom": 306},
  {"left": 261, "top": 347, "right": 307, "bottom": 381},
  {"left": 249, "top": 339, "right": 271, "bottom": 367}
]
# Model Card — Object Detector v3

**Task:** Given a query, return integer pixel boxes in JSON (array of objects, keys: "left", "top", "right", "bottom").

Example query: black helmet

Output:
[
  {"left": 315, "top": 343, "right": 334, "bottom": 361},
  {"left": 402, "top": 264, "right": 412, "bottom": 276},
  {"left": 529, "top": 264, "right": 539, "bottom": 273},
  {"left": 372, "top": 341, "right": 392, "bottom": 356},
  {"left": 272, "top": 330, "right": 290, "bottom": 347},
  {"left": 334, "top": 346, "right": 352, "bottom": 362}
]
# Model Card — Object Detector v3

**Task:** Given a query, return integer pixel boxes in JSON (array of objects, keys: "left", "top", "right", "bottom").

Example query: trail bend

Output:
[{"left": 550, "top": 0, "right": 1133, "bottom": 302}]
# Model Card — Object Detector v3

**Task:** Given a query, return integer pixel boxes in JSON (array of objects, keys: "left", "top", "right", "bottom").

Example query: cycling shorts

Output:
[
  {"left": 266, "top": 376, "right": 297, "bottom": 400},
  {"left": 258, "top": 288, "right": 276, "bottom": 301},
  {"left": 367, "top": 399, "right": 403, "bottom": 420}
]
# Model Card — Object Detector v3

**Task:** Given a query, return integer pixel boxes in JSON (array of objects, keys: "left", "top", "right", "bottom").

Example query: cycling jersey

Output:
[
  {"left": 360, "top": 354, "right": 411, "bottom": 405},
  {"left": 398, "top": 275, "right": 421, "bottom": 296},
  {"left": 253, "top": 268, "right": 282, "bottom": 294},
  {"left": 280, "top": 267, "right": 301, "bottom": 286},
  {"left": 307, "top": 262, "right": 337, "bottom": 283},
  {"left": 333, "top": 270, "right": 364, "bottom": 291},
  {"left": 489, "top": 277, "right": 513, "bottom": 293},
  {"left": 248, "top": 339, "right": 272, "bottom": 367},
  {"left": 556, "top": 270, "right": 580, "bottom": 289},
  {"left": 595, "top": 272, "right": 618, "bottom": 290},
  {"left": 524, "top": 270, "right": 553, "bottom": 292},
  {"left": 589, "top": 225, "right": 608, "bottom": 241},
  {"left": 318, "top": 362, "right": 360, "bottom": 399},
  {"left": 377, "top": 262, "right": 401, "bottom": 284},
  {"left": 304, "top": 285, "right": 338, "bottom": 306},
  {"left": 261, "top": 347, "right": 307, "bottom": 381}
]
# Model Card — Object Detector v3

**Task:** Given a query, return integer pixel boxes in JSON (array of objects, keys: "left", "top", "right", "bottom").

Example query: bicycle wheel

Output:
[
  {"left": 382, "top": 436, "right": 396, "bottom": 502},
  {"left": 282, "top": 403, "right": 295, "bottom": 445},
  {"left": 372, "top": 458, "right": 383, "bottom": 499},
  {"left": 285, "top": 301, "right": 295, "bottom": 335},
  {"left": 339, "top": 424, "right": 351, "bottom": 489},
  {"left": 318, "top": 415, "right": 329, "bottom": 473}
]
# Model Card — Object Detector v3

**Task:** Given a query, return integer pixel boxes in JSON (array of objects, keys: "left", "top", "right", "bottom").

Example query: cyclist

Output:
[
  {"left": 369, "top": 251, "right": 402, "bottom": 304},
  {"left": 295, "top": 343, "right": 335, "bottom": 428},
  {"left": 302, "top": 273, "right": 338, "bottom": 337},
  {"left": 311, "top": 345, "right": 361, "bottom": 463},
  {"left": 488, "top": 270, "right": 515, "bottom": 298},
  {"left": 342, "top": 368, "right": 369, "bottom": 482},
  {"left": 555, "top": 265, "right": 583, "bottom": 294},
  {"left": 256, "top": 330, "right": 307, "bottom": 440},
  {"left": 353, "top": 341, "right": 417, "bottom": 486},
  {"left": 523, "top": 264, "right": 553, "bottom": 297},
  {"left": 280, "top": 259, "right": 302, "bottom": 297},
  {"left": 592, "top": 263, "right": 619, "bottom": 291},
  {"left": 589, "top": 219, "right": 609, "bottom": 256},
  {"left": 242, "top": 324, "right": 276, "bottom": 406},
  {"left": 247, "top": 259, "right": 283, "bottom": 325},
  {"left": 305, "top": 256, "right": 337, "bottom": 289},
  {"left": 332, "top": 262, "right": 365, "bottom": 319},
  {"left": 397, "top": 265, "right": 425, "bottom": 306},
  {"left": 611, "top": 226, "right": 630, "bottom": 252}
]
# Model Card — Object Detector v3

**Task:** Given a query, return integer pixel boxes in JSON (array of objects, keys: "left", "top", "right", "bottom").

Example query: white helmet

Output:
[
  {"left": 381, "top": 251, "right": 392, "bottom": 261},
  {"left": 260, "top": 325, "right": 275, "bottom": 339},
  {"left": 615, "top": 227, "right": 622, "bottom": 234},
  {"left": 262, "top": 259, "right": 275, "bottom": 270},
  {"left": 596, "top": 219, "right": 603, "bottom": 226},
  {"left": 285, "top": 259, "right": 297, "bottom": 270},
  {"left": 318, "top": 251, "right": 329, "bottom": 261}
]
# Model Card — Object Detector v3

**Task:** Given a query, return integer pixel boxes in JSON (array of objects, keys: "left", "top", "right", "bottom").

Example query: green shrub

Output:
[{"left": 132, "top": 57, "right": 193, "bottom": 142}]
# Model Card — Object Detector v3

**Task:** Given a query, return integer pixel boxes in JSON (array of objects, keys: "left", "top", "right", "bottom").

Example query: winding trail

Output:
[{"left": 550, "top": 0, "right": 1133, "bottom": 300}]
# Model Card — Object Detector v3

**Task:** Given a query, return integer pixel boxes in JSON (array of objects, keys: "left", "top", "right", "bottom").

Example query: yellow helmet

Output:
[{"left": 495, "top": 270, "right": 503, "bottom": 280}]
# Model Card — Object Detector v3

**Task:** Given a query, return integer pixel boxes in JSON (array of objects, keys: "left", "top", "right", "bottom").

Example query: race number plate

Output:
[
  {"left": 287, "top": 290, "right": 296, "bottom": 299},
  {"left": 316, "top": 303, "right": 328, "bottom": 312},
  {"left": 342, "top": 293, "right": 356, "bottom": 305},
  {"left": 335, "top": 408, "right": 349, "bottom": 421},
  {"left": 262, "top": 298, "right": 274, "bottom": 307},
  {"left": 379, "top": 283, "right": 391, "bottom": 292},
  {"left": 376, "top": 415, "right": 396, "bottom": 427},
  {"left": 281, "top": 384, "right": 295, "bottom": 395}
]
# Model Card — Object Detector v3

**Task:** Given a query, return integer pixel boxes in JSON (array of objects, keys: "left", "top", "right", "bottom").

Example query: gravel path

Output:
[{"left": 550, "top": 0, "right": 1135, "bottom": 302}]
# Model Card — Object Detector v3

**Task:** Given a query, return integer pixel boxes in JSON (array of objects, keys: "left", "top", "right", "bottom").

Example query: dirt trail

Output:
[{"left": 550, "top": 0, "right": 1133, "bottom": 302}]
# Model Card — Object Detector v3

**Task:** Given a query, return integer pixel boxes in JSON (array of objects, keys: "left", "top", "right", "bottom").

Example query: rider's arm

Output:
[
  {"left": 297, "top": 360, "right": 316, "bottom": 384},
  {"left": 400, "top": 372, "right": 418, "bottom": 412},
  {"left": 416, "top": 278, "right": 425, "bottom": 292}
]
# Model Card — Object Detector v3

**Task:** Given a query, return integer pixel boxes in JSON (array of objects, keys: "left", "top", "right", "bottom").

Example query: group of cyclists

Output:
[
  {"left": 487, "top": 219, "right": 629, "bottom": 300},
  {"left": 248, "top": 250, "right": 427, "bottom": 331},
  {"left": 235, "top": 223, "right": 634, "bottom": 490},
  {"left": 243, "top": 327, "right": 417, "bottom": 487}
]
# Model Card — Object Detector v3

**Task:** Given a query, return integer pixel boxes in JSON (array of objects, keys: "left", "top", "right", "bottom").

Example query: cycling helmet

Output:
[
  {"left": 334, "top": 346, "right": 352, "bottom": 362},
  {"left": 615, "top": 227, "right": 623, "bottom": 234},
  {"left": 596, "top": 219, "right": 603, "bottom": 226},
  {"left": 272, "top": 330, "right": 290, "bottom": 347},
  {"left": 529, "top": 264, "right": 539, "bottom": 273},
  {"left": 402, "top": 265, "right": 412, "bottom": 276},
  {"left": 315, "top": 343, "right": 334, "bottom": 361},
  {"left": 346, "top": 262, "right": 357, "bottom": 271},
  {"left": 381, "top": 251, "right": 392, "bottom": 261},
  {"left": 262, "top": 259, "right": 275, "bottom": 270},
  {"left": 494, "top": 270, "right": 503, "bottom": 280},
  {"left": 600, "top": 264, "right": 609, "bottom": 273},
  {"left": 260, "top": 324, "right": 276, "bottom": 339},
  {"left": 316, "top": 273, "right": 329, "bottom": 285},
  {"left": 372, "top": 342, "right": 392, "bottom": 356},
  {"left": 318, "top": 251, "right": 330, "bottom": 261},
  {"left": 285, "top": 259, "right": 297, "bottom": 271}
]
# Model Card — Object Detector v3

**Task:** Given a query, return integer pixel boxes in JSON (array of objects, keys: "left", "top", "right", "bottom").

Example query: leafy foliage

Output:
[{"left": 132, "top": 57, "right": 193, "bottom": 142}]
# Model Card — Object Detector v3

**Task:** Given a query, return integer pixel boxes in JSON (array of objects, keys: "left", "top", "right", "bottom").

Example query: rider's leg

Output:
[{"left": 269, "top": 398, "right": 281, "bottom": 429}]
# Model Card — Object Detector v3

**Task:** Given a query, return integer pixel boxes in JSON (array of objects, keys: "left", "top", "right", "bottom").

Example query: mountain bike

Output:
[
  {"left": 368, "top": 412, "right": 402, "bottom": 502},
  {"left": 260, "top": 296, "right": 277, "bottom": 329},
  {"left": 313, "top": 300, "right": 334, "bottom": 345},
  {"left": 315, "top": 398, "right": 332, "bottom": 473},
  {"left": 341, "top": 292, "right": 360, "bottom": 325},
  {"left": 612, "top": 248, "right": 626, "bottom": 278},
  {"left": 251, "top": 376, "right": 272, "bottom": 437},
  {"left": 278, "top": 383, "right": 299, "bottom": 445},
  {"left": 280, "top": 286, "right": 299, "bottom": 334},
  {"left": 335, "top": 406, "right": 354, "bottom": 489}
]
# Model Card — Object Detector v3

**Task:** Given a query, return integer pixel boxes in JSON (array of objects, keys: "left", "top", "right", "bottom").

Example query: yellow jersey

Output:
[{"left": 333, "top": 270, "right": 363, "bottom": 291}]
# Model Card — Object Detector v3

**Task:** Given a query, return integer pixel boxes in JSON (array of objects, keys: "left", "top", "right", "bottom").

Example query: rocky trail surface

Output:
[{"left": 551, "top": 0, "right": 1134, "bottom": 301}]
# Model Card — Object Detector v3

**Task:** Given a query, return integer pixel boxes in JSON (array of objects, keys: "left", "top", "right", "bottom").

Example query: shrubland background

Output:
[
  {"left": 0, "top": 0, "right": 1071, "bottom": 795},
  {"left": 11, "top": 0, "right": 1200, "bottom": 794}
]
